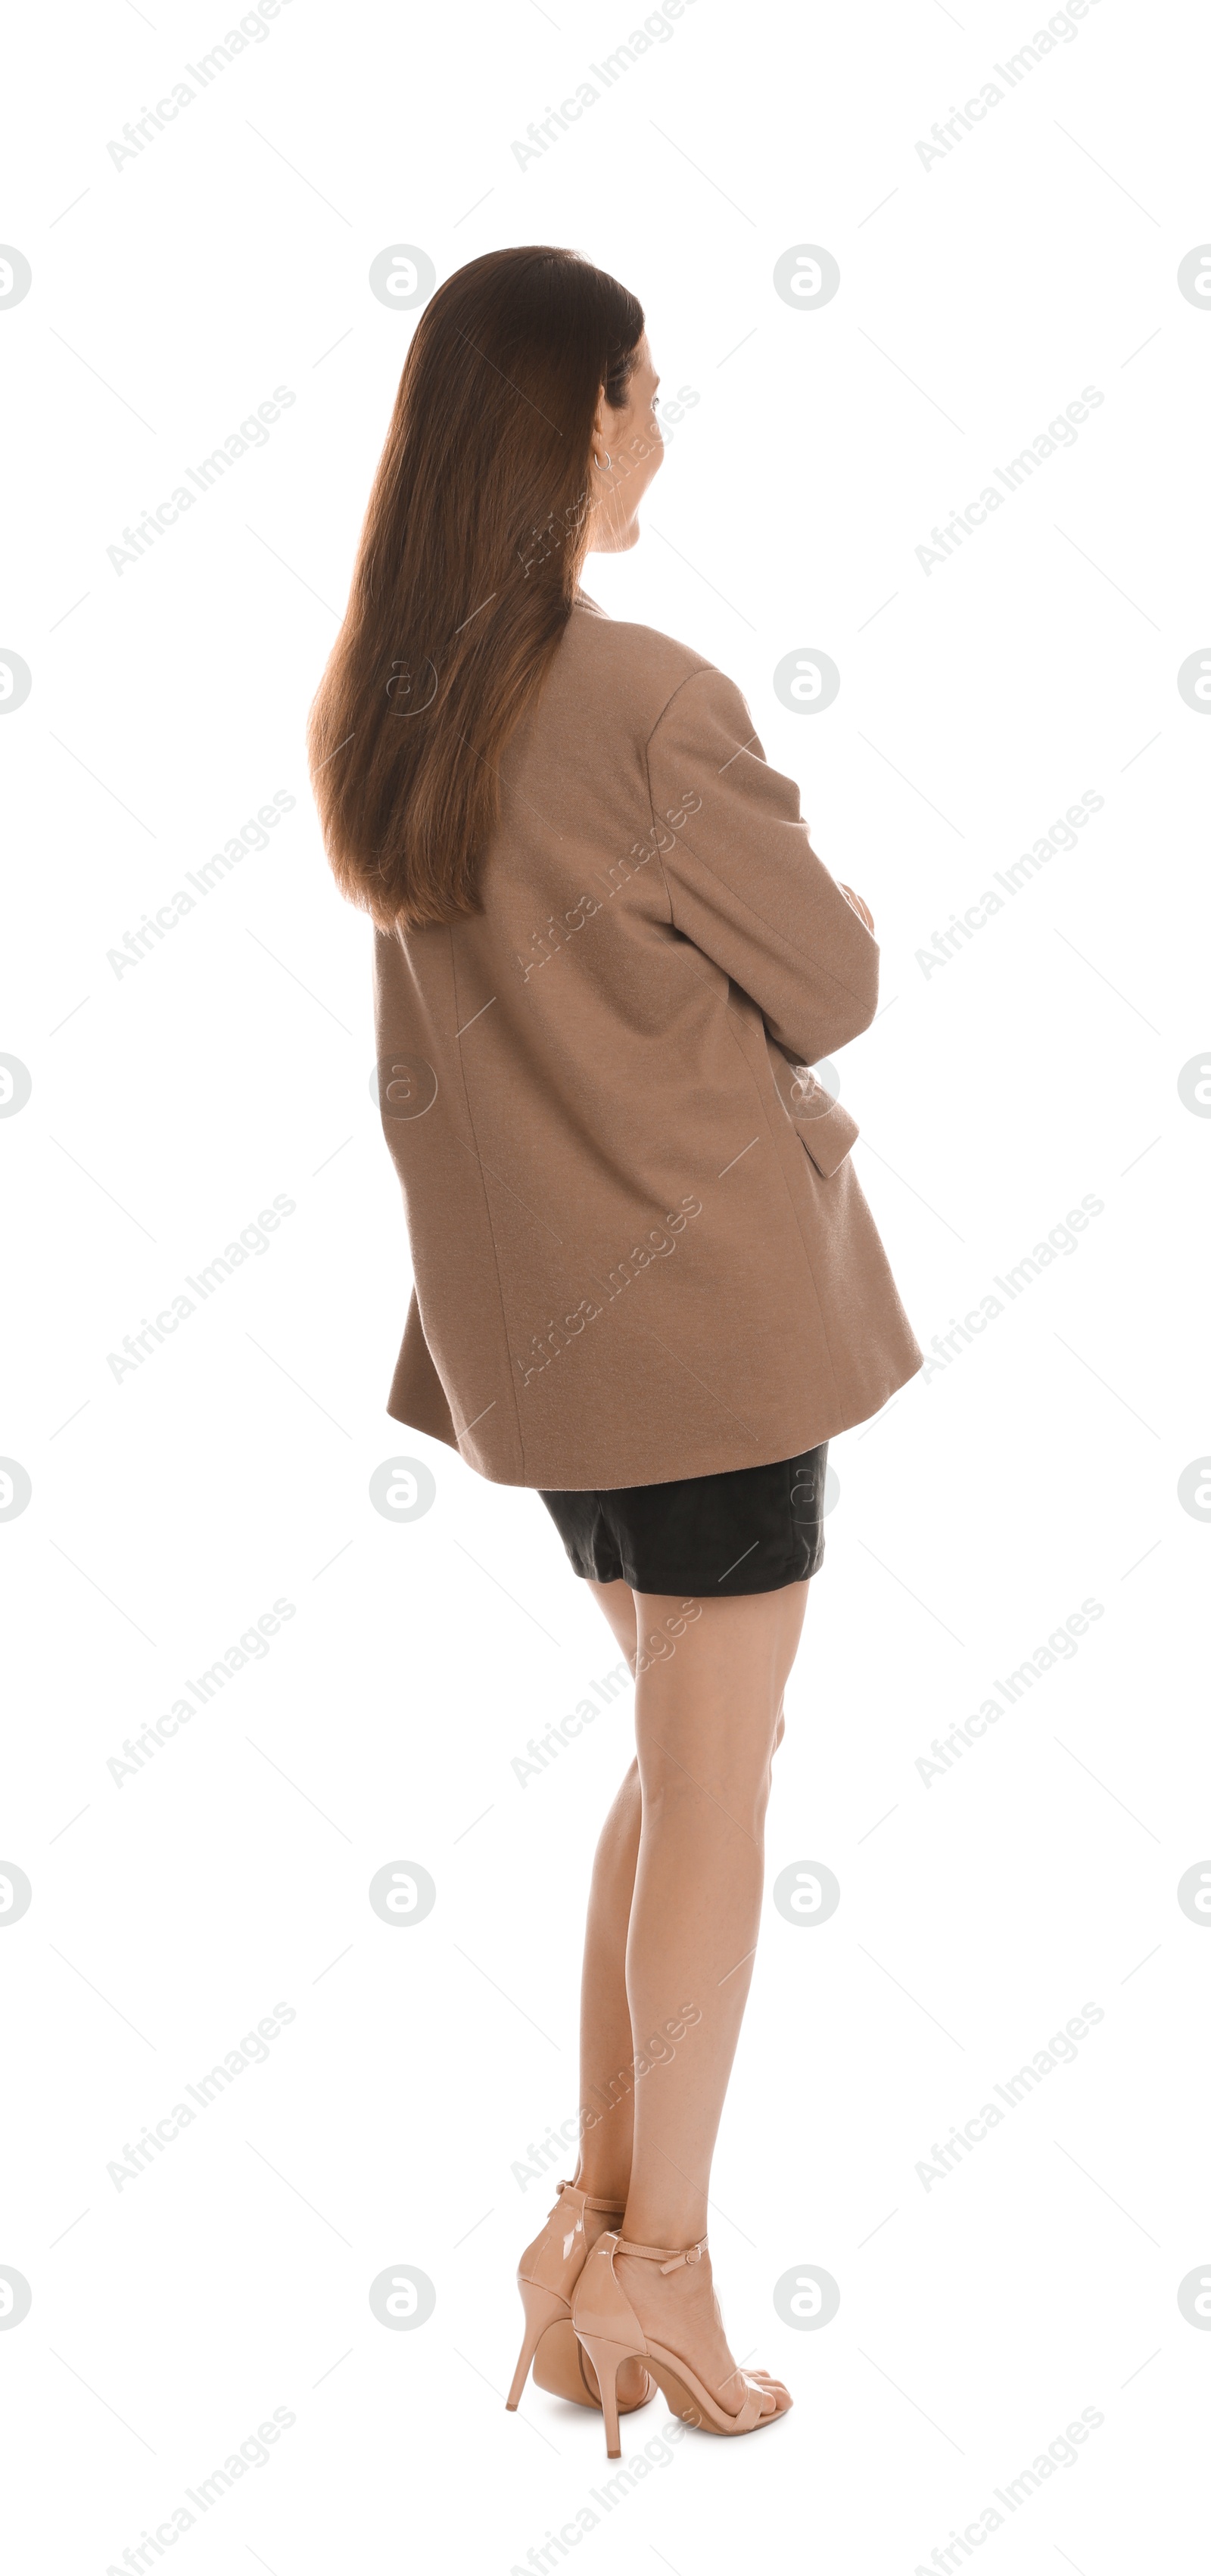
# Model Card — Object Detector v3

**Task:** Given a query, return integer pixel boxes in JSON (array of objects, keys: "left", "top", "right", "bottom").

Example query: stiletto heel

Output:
[
  {"left": 505, "top": 2180, "right": 655, "bottom": 2418},
  {"left": 571, "top": 2229, "right": 792, "bottom": 2456},
  {"left": 573, "top": 2332, "right": 639, "bottom": 2459},
  {"left": 506, "top": 2278, "right": 569, "bottom": 2410}
]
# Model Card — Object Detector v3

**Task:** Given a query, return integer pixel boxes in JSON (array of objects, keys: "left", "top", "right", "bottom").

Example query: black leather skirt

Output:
[{"left": 538, "top": 1442, "right": 828, "bottom": 1598}]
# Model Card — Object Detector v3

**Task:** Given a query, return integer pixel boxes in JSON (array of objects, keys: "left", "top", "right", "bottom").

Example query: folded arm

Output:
[{"left": 645, "top": 667, "right": 879, "bottom": 1067}]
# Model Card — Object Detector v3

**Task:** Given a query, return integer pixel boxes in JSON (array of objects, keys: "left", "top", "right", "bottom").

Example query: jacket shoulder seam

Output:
[{"left": 641, "top": 660, "right": 727, "bottom": 758}]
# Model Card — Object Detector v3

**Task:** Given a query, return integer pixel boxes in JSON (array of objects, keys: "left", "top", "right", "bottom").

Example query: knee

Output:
[
  {"left": 641, "top": 1738, "right": 775, "bottom": 1843},
  {"left": 752, "top": 1759, "right": 776, "bottom": 1832},
  {"left": 601, "top": 1758, "right": 641, "bottom": 1842},
  {"left": 754, "top": 1707, "right": 785, "bottom": 1817}
]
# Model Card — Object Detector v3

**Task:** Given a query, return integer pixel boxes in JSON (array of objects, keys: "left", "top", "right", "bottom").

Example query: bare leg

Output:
[
  {"left": 571, "top": 1579, "right": 641, "bottom": 2204},
  {"left": 559, "top": 1581, "right": 651, "bottom": 2410},
  {"left": 615, "top": 1582, "right": 809, "bottom": 2406}
]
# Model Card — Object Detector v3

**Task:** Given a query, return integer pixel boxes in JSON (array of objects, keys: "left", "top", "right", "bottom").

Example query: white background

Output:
[{"left": 2, "top": 1, "right": 1209, "bottom": 2568}]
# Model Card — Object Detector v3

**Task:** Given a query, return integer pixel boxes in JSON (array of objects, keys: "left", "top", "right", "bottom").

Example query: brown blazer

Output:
[{"left": 373, "top": 594, "right": 922, "bottom": 1488}]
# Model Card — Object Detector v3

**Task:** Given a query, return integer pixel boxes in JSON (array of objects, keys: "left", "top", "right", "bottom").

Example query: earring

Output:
[{"left": 595, "top": 450, "right": 612, "bottom": 471}]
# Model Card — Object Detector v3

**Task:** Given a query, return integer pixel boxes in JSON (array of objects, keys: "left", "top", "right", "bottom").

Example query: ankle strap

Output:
[
  {"left": 555, "top": 2178, "right": 626, "bottom": 2214},
  {"left": 615, "top": 2232, "right": 708, "bottom": 2274}
]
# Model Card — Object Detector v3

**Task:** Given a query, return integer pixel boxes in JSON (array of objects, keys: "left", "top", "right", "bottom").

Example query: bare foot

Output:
[{"left": 613, "top": 2250, "right": 789, "bottom": 2421}]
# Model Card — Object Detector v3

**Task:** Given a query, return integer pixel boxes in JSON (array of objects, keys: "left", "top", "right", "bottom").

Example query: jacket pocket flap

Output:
[{"left": 789, "top": 1074, "right": 859, "bottom": 1178}]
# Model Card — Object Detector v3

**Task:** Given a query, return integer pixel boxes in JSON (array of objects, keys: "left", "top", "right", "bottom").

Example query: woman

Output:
[{"left": 308, "top": 245, "right": 921, "bottom": 2459}]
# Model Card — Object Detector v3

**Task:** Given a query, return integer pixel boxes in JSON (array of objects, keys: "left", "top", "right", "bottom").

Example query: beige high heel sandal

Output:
[
  {"left": 506, "top": 2181, "right": 655, "bottom": 2415},
  {"left": 571, "top": 2229, "right": 792, "bottom": 2458}
]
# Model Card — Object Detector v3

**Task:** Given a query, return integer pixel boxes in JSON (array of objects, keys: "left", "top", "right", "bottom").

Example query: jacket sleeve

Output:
[{"left": 645, "top": 665, "right": 879, "bottom": 1066}]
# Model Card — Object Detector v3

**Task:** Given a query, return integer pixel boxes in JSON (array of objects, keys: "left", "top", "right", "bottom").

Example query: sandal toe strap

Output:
[{"left": 732, "top": 2378, "right": 776, "bottom": 2430}]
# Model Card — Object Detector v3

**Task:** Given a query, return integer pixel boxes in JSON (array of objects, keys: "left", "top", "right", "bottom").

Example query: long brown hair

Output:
[{"left": 307, "top": 246, "right": 644, "bottom": 930}]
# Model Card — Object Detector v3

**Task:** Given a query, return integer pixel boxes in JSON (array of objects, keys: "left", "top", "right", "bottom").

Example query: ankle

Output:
[
  {"left": 619, "top": 2205, "right": 707, "bottom": 2254},
  {"left": 571, "top": 2164, "right": 630, "bottom": 2210}
]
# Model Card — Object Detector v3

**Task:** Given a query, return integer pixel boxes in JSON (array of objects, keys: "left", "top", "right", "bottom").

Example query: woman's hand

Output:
[{"left": 839, "top": 882, "right": 874, "bottom": 934}]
